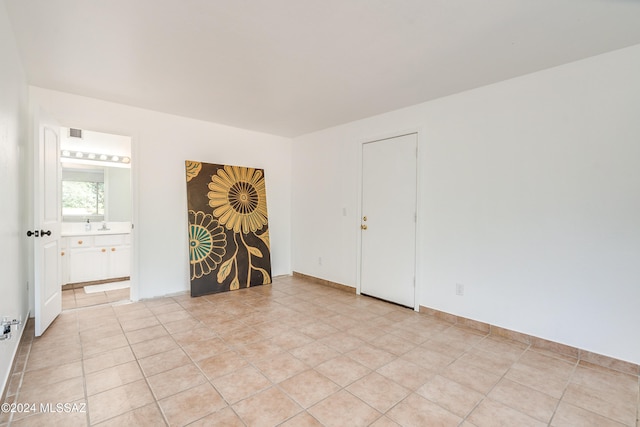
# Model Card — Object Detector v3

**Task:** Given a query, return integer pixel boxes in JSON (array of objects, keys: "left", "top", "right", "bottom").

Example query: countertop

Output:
[
  {"left": 61, "top": 230, "right": 131, "bottom": 237},
  {"left": 60, "top": 221, "right": 132, "bottom": 237}
]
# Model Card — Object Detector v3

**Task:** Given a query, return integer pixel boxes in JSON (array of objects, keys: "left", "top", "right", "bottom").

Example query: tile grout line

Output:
[
  {"left": 208, "top": 295, "right": 303, "bottom": 424},
  {"left": 162, "top": 294, "right": 236, "bottom": 426},
  {"left": 121, "top": 299, "right": 171, "bottom": 427},
  {"left": 446, "top": 328, "right": 506, "bottom": 425},
  {"left": 5, "top": 320, "right": 35, "bottom": 426},
  {"left": 78, "top": 300, "right": 164, "bottom": 426},
  {"left": 546, "top": 357, "right": 580, "bottom": 427},
  {"left": 77, "top": 309, "right": 91, "bottom": 427},
  {"left": 11, "top": 278, "right": 640, "bottom": 427}
]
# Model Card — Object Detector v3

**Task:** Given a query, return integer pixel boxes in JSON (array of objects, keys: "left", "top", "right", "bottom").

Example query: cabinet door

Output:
[
  {"left": 61, "top": 251, "right": 70, "bottom": 285},
  {"left": 109, "top": 245, "right": 131, "bottom": 278},
  {"left": 60, "top": 238, "right": 70, "bottom": 285},
  {"left": 69, "top": 248, "right": 108, "bottom": 282}
]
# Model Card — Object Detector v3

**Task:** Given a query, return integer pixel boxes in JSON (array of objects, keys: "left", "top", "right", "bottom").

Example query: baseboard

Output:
[
  {"left": 419, "top": 305, "right": 639, "bottom": 377},
  {"left": 286, "top": 272, "right": 638, "bottom": 377},
  {"left": 1, "top": 314, "right": 31, "bottom": 405},
  {"left": 292, "top": 271, "right": 356, "bottom": 294}
]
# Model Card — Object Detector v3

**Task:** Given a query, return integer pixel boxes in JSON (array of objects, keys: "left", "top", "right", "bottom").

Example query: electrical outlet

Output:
[{"left": 456, "top": 283, "right": 464, "bottom": 296}]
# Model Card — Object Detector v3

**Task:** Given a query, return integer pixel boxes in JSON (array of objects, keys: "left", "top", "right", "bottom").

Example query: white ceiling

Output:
[{"left": 5, "top": 0, "right": 640, "bottom": 137}]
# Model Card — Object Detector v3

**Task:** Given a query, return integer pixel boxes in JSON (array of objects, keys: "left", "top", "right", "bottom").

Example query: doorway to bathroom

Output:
[{"left": 58, "top": 128, "right": 133, "bottom": 311}]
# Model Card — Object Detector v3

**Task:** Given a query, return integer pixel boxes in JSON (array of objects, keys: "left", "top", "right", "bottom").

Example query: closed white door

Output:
[
  {"left": 33, "top": 108, "right": 62, "bottom": 336},
  {"left": 360, "top": 133, "right": 417, "bottom": 307}
]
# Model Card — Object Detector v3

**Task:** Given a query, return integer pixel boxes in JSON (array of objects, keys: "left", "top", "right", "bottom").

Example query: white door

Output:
[
  {"left": 360, "top": 133, "right": 417, "bottom": 308},
  {"left": 33, "top": 109, "right": 62, "bottom": 336}
]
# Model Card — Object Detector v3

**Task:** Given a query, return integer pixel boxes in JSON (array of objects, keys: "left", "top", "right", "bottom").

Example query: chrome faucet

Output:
[{"left": 98, "top": 222, "right": 110, "bottom": 231}]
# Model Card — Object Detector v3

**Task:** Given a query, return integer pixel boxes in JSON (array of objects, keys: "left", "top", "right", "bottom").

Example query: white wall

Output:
[
  {"left": 292, "top": 44, "right": 640, "bottom": 364},
  {"left": 31, "top": 87, "right": 292, "bottom": 301},
  {"left": 0, "top": 3, "right": 29, "bottom": 395}
]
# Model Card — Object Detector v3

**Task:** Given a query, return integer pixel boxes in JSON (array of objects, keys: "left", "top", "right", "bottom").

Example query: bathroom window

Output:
[{"left": 61, "top": 166, "right": 105, "bottom": 221}]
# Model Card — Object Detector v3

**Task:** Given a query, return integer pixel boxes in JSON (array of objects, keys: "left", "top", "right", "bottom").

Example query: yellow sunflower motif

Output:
[
  {"left": 207, "top": 165, "right": 268, "bottom": 234},
  {"left": 185, "top": 161, "right": 202, "bottom": 182},
  {"left": 188, "top": 210, "right": 227, "bottom": 279}
]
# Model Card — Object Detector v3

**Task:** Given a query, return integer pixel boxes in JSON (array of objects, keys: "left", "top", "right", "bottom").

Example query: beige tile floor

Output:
[
  {"left": 63, "top": 287, "right": 131, "bottom": 310},
  {"left": 2, "top": 275, "right": 638, "bottom": 426}
]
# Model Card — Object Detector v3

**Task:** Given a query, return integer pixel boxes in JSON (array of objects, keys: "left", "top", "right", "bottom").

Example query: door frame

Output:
[
  {"left": 28, "top": 125, "right": 141, "bottom": 317},
  {"left": 356, "top": 129, "right": 423, "bottom": 312},
  {"left": 129, "top": 131, "right": 140, "bottom": 302}
]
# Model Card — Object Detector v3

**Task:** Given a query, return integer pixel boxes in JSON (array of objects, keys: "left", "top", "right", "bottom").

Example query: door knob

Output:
[
  {"left": 26, "top": 230, "right": 40, "bottom": 237},
  {"left": 40, "top": 230, "right": 52, "bottom": 236},
  {"left": 361, "top": 224, "right": 368, "bottom": 230}
]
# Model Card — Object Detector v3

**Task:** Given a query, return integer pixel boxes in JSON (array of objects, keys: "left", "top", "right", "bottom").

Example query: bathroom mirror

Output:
[{"left": 61, "top": 163, "right": 131, "bottom": 222}]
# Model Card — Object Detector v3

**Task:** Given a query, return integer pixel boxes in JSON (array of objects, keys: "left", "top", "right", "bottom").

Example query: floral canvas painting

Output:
[{"left": 185, "top": 161, "right": 272, "bottom": 296}]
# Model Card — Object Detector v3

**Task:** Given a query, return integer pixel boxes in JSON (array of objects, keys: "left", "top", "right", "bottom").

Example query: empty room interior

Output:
[{"left": 1, "top": 1, "right": 639, "bottom": 426}]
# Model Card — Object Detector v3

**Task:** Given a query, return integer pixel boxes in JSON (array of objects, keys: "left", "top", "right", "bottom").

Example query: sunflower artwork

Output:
[{"left": 185, "top": 161, "right": 272, "bottom": 297}]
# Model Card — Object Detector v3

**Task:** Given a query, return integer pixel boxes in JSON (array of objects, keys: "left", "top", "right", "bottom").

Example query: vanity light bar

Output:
[{"left": 61, "top": 150, "right": 130, "bottom": 164}]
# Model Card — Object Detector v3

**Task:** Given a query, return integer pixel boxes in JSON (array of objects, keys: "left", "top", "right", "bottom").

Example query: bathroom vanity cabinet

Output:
[{"left": 61, "top": 233, "right": 131, "bottom": 284}]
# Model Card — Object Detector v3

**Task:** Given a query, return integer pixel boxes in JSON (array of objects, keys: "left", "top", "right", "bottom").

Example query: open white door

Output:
[
  {"left": 360, "top": 133, "right": 417, "bottom": 308},
  {"left": 33, "top": 108, "right": 62, "bottom": 336}
]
